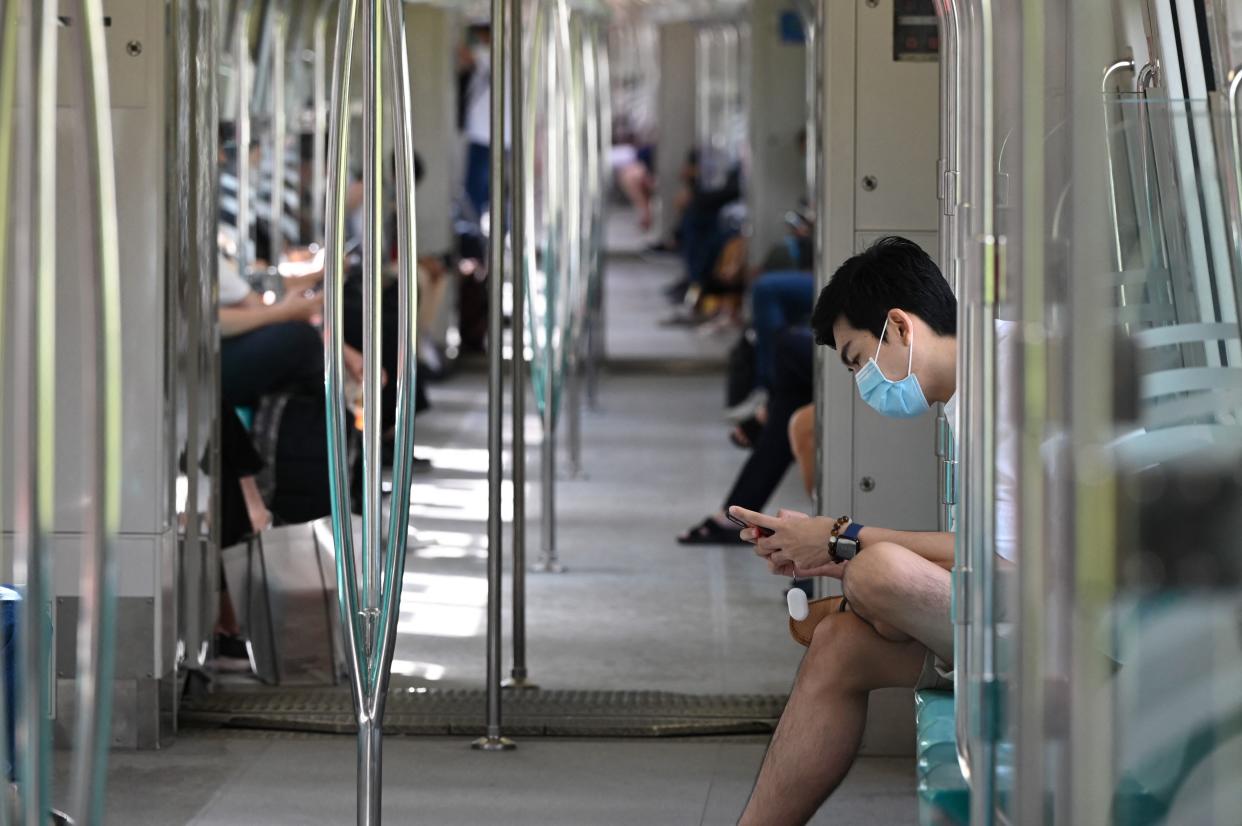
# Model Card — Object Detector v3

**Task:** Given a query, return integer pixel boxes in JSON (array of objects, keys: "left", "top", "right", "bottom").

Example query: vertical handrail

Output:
[
  {"left": 586, "top": 19, "right": 610, "bottom": 409},
  {"left": 565, "top": 12, "right": 588, "bottom": 478},
  {"left": 963, "top": 0, "right": 997, "bottom": 819},
  {"left": 236, "top": 2, "right": 254, "bottom": 273},
  {"left": 1227, "top": 65, "right": 1242, "bottom": 326},
  {"left": 65, "top": 0, "right": 124, "bottom": 818},
  {"left": 268, "top": 0, "right": 287, "bottom": 265},
  {"left": 373, "top": 0, "right": 419, "bottom": 747},
  {"left": 930, "top": 0, "right": 976, "bottom": 784},
  {"left": 16, "top": 0, "right": 60, "bottom": 818},
  {"left": 323, "top": 0, "right": 364, "bottom": 786},
  {"left": 311, "top": 0, "right": 331, "bottom": 245},
  {"left": 532, "top": 0, "right": 568, "bottom": 574},
  {"left": 1102, "top": 59, "right": 1136, "bottom": 273},
  {"left": 0, "top": 0, "right": 22, "bottom": 818},
  {"left": 360, "top": 0, "right": 384, "bottom": 661},
  {"left": 807, "top": 0, "right": 827, "bottom": 532},
  {"left": 475, "top": 0, "right": 515, "bottom": 752},
  {"left": 324, "top": 0, "right": 425, "bottom": 813},
  {"left": 507, "top": 0, "right": 535, "bottom": 690}
]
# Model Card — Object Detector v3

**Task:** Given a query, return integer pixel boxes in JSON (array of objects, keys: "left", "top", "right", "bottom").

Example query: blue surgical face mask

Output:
[{"left": 854, "top": 318, "right": 929, "bottom": 419}]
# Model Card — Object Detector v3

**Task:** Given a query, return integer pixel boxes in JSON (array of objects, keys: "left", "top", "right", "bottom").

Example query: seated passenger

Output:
[
  {"left": 678, "top": 327, "right": 812, "bottom": 545},
  {"left": 730, "top": 237, "right": 1016, "bottom": 825}
]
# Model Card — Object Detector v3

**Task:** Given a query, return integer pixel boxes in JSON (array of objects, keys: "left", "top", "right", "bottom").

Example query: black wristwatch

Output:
[{"left": 830, "top": 522, "right": 864, "bottom": 563}]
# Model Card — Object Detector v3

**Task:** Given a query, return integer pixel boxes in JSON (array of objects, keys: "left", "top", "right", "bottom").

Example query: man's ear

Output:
[{"left": 888, "top": 308, "right": 912, "bottom": 345}]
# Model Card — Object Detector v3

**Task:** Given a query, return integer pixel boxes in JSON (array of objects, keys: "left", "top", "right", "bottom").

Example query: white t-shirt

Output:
[
  {"left": 464, "top": 51, "right": 491, "bottom": 145},
  {"left": 944, "top": 319, "right": 1018, "bottom": 562},
  {"left": 218, "top": 253, "right": 252, "bottom": 307},
  {"left": 464, "top": 48, "right": 511, "bottom": 147}
]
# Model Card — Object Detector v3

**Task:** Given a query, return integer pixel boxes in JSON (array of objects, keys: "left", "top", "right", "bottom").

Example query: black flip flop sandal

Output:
[{"left": 677, "top": 517, "right": 748, "bottom": 545}]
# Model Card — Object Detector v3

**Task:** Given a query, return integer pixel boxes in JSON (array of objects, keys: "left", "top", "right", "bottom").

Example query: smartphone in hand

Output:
[{"left": 726, "top": 511, "right": 775, "bottom": 537}]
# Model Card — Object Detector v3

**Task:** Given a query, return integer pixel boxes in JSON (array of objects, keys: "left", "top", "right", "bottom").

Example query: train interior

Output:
[{"left": 2, "top": 0, "right": 1242, "bottom": 823}]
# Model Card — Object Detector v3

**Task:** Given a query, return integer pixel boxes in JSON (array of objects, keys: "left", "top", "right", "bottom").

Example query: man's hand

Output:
[
  {"left": 283, "top": 269, "right": 324, "bottom": 294},
  {"left": 729, "top": 506, "right": 848, "bottom": 580},
  {"left": 278, "top": 289, "right": 323, "bottom": 323}
]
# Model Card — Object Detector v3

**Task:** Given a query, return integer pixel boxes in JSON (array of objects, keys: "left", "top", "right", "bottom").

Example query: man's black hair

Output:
[{"left": 810, "top": 236, "right": 956, "bottom": 349}]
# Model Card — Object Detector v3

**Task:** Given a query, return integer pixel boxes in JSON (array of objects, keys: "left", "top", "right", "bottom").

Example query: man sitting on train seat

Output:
[{"left": 730, "top": 236, "right": 1016, "bottom": 825}]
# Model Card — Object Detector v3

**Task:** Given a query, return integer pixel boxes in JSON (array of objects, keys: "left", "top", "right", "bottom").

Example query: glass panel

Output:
[{"left": 1009, "top": 2, "right": 1242, "bottom": 816}]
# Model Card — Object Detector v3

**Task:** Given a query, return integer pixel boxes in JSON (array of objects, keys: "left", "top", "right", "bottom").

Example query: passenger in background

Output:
[
  {"left": 678, "top": 327, "right": 813, "bottom": 545},
  {"left": 610, "top": 137, "right": 656, "bottom": 231},
  {"left": 731, "top": 237, "right": 1016, "bottom": 825},
  {"left": 458, "top": 23, "right": 496, "bottom": 222}
]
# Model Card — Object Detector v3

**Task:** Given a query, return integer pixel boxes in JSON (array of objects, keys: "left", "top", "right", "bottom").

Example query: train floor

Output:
[{"left": 74, "top": 214, "right": 918, "bottom": 823}]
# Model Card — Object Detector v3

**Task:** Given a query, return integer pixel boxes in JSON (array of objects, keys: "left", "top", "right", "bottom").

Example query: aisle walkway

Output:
[{"left": 389, "top": 244, "right": 810, "bottom": 694}]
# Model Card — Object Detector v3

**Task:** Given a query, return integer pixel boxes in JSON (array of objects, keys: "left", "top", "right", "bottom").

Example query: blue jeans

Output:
[
  {"left": 465, "top": 141, "right": 490, "bottom": 220},
  {"left": 751, "top": 271, "right": 815, "bottom": 389}
]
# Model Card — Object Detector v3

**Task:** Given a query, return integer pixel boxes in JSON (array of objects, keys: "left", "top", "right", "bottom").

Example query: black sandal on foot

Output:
[
  {"left": 728, "top": 417, "right": 763, "bottom": 450},
  {"left": 677, "top": 517, "right": 748, "bottom": 545}
]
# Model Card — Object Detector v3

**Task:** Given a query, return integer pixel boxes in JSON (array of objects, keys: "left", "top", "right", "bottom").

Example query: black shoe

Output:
[
  {"left": 215, "top": 633, "right": 249, "bottom": 660},
  {"left": 677, "top": 517, "right": 748, "bottom": 545}
]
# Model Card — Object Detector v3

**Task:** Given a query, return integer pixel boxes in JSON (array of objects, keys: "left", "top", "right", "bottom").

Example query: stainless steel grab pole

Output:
[
  {"left": 66, "top": 0, "right": 123, "bottom": 817},
  {"left": 0, "top": 0, "right": 23, "bottom": 820},
  {"left": 269, "top": 0, "right": 287, "bottom": 265},
  {"left": 311, "top": 0, "right": 331, "bottom": 244},
  {"left": 565, "top": 14, "right": 585, "bottom": 480},
  {"left": 236, "top": 3, "right": 254, "bottom": 274},
  {"left": 361, "top": 0, "right": 384, "bottom": 661},
  {"left": 532, "top": 0, "right": 566, "bottom": 575},
  {"left": 17, "top": 0, "right": 59, "bottom": 817},
  {"left": 475, "top": 0, "right": 517, "bottom": 750},
  {"left": 807, "top": 0, "right": 826, "bottom": 524},
  {"left": 586, "top": 22, "right": 609, "bottom": 410},
  {"left": 506, "top": 0, "right": 537, "bottom": 691},
  {"left": 1101, "top": 59, "right": 1135, "bottom": 273},
  {"left": 1227, "top": 65, "right": 1242, "bottom": 327},
  {"left": 323, "top": 0, "right": 369, "bottom": 815}
]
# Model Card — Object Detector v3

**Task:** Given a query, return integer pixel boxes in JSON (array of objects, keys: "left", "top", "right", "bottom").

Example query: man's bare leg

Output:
[
  {"left": 737, "top": 611, "right": 926, "bottom": 826},
  {"left": 843, "top": 541, "right": 953, "bottom": 662}
]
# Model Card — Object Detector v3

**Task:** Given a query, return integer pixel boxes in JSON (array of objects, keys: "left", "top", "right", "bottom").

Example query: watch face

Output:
[{"left": 836, "top": 537, "right": 860, "bottom": 561}]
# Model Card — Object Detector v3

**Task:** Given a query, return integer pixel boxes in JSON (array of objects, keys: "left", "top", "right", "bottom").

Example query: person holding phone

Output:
[{"left": 731, "top": 237, "right": 1017, "bottom": 826}]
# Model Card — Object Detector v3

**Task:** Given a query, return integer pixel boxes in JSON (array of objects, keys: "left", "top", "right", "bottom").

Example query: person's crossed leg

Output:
[{"left": 737, "top": 542, "right": 952, "bottom": 826}]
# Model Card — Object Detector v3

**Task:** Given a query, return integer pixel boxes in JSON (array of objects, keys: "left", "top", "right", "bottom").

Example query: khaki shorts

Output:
[{"left": 916, "top": 651, "right": 954, "bottom": 690}]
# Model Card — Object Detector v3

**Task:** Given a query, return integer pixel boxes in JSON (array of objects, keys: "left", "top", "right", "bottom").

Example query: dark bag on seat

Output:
[{"left": 252, "top": 393, "right": 332, "bottom": 524}]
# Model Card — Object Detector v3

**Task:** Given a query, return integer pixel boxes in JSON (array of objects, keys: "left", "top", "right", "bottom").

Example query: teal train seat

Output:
[{"left": 915, "top": 689, "right": 970, "bottom": 825}]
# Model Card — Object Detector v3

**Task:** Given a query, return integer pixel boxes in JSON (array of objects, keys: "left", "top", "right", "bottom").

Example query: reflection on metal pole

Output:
[
  {"left": 236, "top": 3, "right": 254, "bottom": 273},
  {"left": 1101, "top": 59, "right": 1135, "bottom": 273},
  {"left": 505, "top": 0, "right": 537, "bottom": 692},
  {"left": 269, "top": 0, "right": 287, "bottom": 265},
  {"left": 586, "top": 22, "right": 610, "bottom": 410},
  {"left": 17, "top": 0, "right": 60, "bottom": 817},
  {"left": 324, "top": 0, "right": 422, "bottom": 816},
  {"left": 474, "top": 0, "right": 517, "bottom": 751},
  {"left": 0, "top": 0, "right": 23, "bottom": 819},
  {"left": 804, "top": 0, "right": 827, "bottom": 533},
  {"left": 66, "top": 0, "right": 124, "bottom": 816},
  {"left": 532, "top": 0, "right": 567, "bottom": 575},
  {"left": 311, "top": 0, "right": 331, "bottom": 244},
  {"left": 1226, "top": 65, "right": 1242, "bottom": 327}
]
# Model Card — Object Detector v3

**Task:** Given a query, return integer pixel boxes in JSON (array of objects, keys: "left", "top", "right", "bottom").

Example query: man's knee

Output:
[
  {"left": 841, "top": 541, "right": 908, "bottom": 621},
  {"left": 801, "top": 612, "right": 880, "bottom": 694},
  {"left": 788, "top": 405, "right": 814, "bottom": 454}
]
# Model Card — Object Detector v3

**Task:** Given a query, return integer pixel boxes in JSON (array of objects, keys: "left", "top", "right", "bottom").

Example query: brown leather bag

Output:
[{"left": 789, "top": 596, "right": 849, "bottom": 647}]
